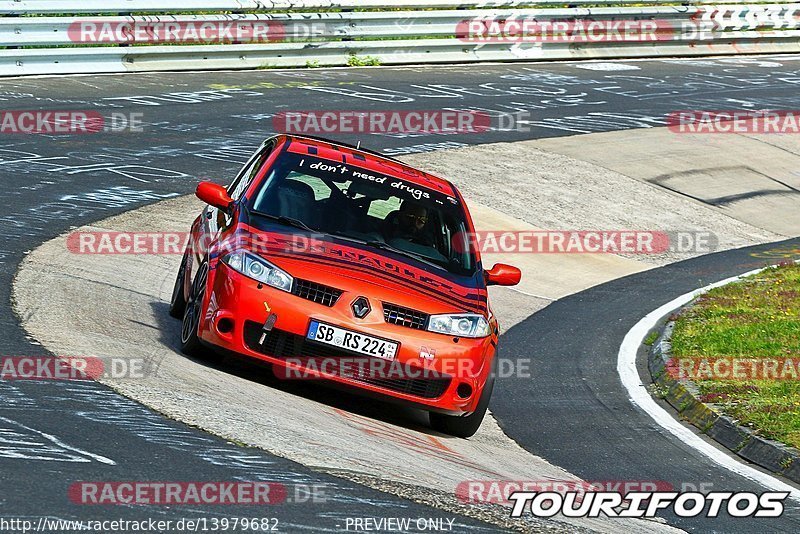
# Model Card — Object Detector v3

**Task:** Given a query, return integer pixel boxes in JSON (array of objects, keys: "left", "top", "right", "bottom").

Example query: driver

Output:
[{"left": 385, "top": 201, "right": 434, "bottom": 247}]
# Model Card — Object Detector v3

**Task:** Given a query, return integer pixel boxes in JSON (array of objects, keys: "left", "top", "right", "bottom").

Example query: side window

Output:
[{"left": 228, "top": 142, "right": 274, "bottom": 201}]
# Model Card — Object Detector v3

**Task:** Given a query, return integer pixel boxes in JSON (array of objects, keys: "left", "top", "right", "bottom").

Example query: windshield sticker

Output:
[{"left": 297, "top": 157, "right": 452, "bottom": 204}]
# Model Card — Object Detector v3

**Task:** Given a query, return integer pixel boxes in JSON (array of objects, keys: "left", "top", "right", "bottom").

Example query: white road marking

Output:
[
  {"left": 0, "top": 416, "right": 116, "bottom": 465},
  {"left": 616, "top": 264, "right": 800, "bottom": 502},
  {"left": 506, "top": 287, "right": 556, "bottom": 301},
  {"left": 572, "top": 63, "right": 641, "bottom": 71}
]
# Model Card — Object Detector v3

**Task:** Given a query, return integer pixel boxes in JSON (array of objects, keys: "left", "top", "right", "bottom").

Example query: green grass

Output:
[
  {"left": 644, "top": 330, "right": 659, "bottom": 346},
  {"left": 346, "top": 54, "right": 382, "bottom": 67},
  {"left": 671, "top": 264, "right": 800, "bottom": 448}
]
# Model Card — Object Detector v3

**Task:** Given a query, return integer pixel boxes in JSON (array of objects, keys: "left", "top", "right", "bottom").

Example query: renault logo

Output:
[{"left": 351, "top": 297, "right": 371, "bottom": 319}]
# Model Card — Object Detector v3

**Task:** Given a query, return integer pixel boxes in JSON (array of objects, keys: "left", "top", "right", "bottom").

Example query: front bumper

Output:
[{"left": 197, "top": 262, "right": 496, "bottom": 414}]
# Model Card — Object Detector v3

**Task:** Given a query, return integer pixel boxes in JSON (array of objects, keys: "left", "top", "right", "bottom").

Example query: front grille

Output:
[
  {"left": 383, "top": 303, "right": 429, "bottom": 330},
  {"left": 243, "top": 322, "right": 450, "bottom": 399},
  {"left": 292, "top": 279, "right": 342, "bottom": 307}
]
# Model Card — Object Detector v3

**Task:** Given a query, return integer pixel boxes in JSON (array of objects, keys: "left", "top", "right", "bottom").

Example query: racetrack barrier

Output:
[{"left": 1, "top": 1, "right": 799, "bottom": 76}]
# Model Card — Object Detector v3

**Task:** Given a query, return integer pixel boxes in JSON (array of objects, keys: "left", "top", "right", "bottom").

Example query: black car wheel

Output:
[
  {"left": 180, "top": 261, "right": 208, "bottom": 355},
  {"left": 169, "top": 251, "right": 189, "bottom": 319}
]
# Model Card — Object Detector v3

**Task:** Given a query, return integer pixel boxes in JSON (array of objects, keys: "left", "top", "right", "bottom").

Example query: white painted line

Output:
[
  {"left": 0, "top": 415, "right": 116, "bottom": 465},
  {"left": 616, "top": 264, "right": 800, "bottom": 502},
  {"left": 571, "top": 63, "right": 641, "bottom": 71},
  {"left": 506, "top": 287, "right": 556, "bottom": 301}
]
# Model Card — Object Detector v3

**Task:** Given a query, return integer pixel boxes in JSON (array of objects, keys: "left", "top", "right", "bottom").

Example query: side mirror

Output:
[
  {"left": 485, "top": 263, "right": 521, "bottom": 287},
  {"left": 196, "top": 181, "right": 233, "bottom": 213}
]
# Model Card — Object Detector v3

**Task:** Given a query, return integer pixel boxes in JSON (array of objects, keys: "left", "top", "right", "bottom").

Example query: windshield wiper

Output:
[
  {"left": 253, "top": 212, "right": 315, "bottom": 232},
  {"left": 322, "top": 231, "right": 441, "bottom": 268},
  {"left": 364, "top": 240, "right": 443, "bottom": 269},
  {"left": 323, "top": 231, "right": 364, "bottom": 244},
  {"left": 253, "top": 223, "right": 444, "bottom": 271}
]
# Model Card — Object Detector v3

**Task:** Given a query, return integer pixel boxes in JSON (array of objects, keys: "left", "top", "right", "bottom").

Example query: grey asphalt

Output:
[{"left": 2, "top": 56, "right": 800, "bottom": 531}]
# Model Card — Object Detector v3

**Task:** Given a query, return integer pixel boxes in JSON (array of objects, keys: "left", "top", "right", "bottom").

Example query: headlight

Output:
[
  {"left": 222, "top": 251, "right": 293, "bottom": 292},
  {"left": 427, "top": 314, "right": 491, "bottom": 338}
]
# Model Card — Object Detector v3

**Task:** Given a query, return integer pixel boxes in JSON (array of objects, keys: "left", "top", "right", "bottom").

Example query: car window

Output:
[
  {"left": 249, "top": 151, "right": 476, "bottom": 276},
  {"left": 286, "top": 173, "right": 332, "bottom": 201},
  {"left": 228, "top": 142, "right": 274, "bottom": 201},
  {"left": 226, "top": 157, "right": 255, "bottom": 198},
  {"left": 368, "top": 197, "right": 401, "bottom": 219}
]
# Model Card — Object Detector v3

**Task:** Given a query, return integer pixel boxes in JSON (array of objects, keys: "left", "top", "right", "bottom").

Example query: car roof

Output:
[{"left": 281, "top": 134, "right": 459, "bottom": 197}]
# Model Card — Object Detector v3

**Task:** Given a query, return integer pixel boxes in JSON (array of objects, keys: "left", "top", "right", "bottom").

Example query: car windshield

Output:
[{"left": 249, "top": 151, "right": 476, "bottom": 276}]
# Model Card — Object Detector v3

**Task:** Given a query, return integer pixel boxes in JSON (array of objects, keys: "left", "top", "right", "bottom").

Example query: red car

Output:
[{"left": 170, "top": 135, "right": 521, "bottom": 437}]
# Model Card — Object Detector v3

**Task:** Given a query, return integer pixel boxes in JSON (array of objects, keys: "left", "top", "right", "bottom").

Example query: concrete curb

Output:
[{"left": 648, "top": 322, "right": 800, "bottom": 484}]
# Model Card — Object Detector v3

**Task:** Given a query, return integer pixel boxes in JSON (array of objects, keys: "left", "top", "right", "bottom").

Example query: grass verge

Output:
[{"left": 671, "top": 263, "right": 800, "bottom": 448}]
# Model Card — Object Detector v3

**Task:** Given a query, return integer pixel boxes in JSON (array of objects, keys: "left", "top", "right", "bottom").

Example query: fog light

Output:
[
  {"left": 217, "top": 318, "right": 234, "bottom": 334},
  {"left": 456, "top": 382, "right": 473, "bottom": 399}
]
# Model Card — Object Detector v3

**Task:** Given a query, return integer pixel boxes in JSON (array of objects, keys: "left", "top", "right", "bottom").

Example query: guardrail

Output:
[{"left": 1, "top": 1, "right": 799, "bottom": 76}]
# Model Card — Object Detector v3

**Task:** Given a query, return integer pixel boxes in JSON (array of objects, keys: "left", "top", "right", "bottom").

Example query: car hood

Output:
[{"left": 225, "top": 224, "right": 488, "bottom": 316}]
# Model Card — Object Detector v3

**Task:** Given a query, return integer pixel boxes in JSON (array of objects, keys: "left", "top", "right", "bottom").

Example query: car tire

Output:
[
  {"left": 429, "top": 363, "right": 495, "bottom": 439},
  {"left": 169, "top": 252, "right": 189, "bottom": 319},
  {"left": 180, "top": 261, "right": 208, "bottom": 356}
]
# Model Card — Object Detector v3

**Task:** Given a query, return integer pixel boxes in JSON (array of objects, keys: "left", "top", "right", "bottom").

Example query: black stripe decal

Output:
[
  {"left": 212, "top": 233, "right": 487, "bottom": 312},
  {"left": 265, "top": 250, "right": 487, "bottom": 313}
]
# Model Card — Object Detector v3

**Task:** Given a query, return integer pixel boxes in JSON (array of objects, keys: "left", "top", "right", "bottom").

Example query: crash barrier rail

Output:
[{"left": 1, "top": 1, "right": 799, "bottom": 76}]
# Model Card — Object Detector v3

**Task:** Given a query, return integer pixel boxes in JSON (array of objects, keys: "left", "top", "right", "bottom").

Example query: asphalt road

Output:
[
  {"left": 0, "top": 379, "right": 503, "bottom": 531},
  {"left": 2, "top": 55, "right": 800, "bottom": 531}
]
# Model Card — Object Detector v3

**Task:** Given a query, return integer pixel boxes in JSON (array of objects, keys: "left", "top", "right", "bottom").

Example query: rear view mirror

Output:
[{"left": 486, "top": 264, "right": 522, "bottom": 286}]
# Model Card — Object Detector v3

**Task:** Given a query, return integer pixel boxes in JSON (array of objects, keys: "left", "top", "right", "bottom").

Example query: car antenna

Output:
[{"left": 356, "top": 140, "right": 362, "bottom": 149}]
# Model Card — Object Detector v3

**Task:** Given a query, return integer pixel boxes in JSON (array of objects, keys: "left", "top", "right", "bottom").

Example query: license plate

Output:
[{"left": 307, "top": 321, "right": 398, "bottom": 361}]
